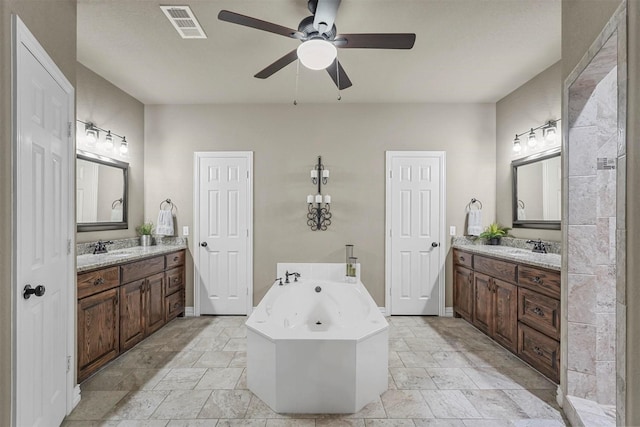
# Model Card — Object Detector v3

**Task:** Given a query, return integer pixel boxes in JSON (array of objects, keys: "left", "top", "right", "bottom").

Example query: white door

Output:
[
  {"left": 14, "top": 15, "right": 74, "bottom": 426},
  {"left": 194, "top": 152, "right": 253, "bottom": 315},
  {"left": 386, "top": 151, "right": 445, "bottom": 315}
]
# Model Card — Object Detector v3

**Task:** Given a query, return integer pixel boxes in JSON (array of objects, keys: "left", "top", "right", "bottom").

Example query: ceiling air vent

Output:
[{"left": 160, "top": 5, "right": 207, "bottom": 39}]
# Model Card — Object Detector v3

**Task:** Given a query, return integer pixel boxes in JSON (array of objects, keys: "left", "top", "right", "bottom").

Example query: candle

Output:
[
  {"left": 315, "top": 194, "right": 322, "bottom": 203},
  {"left": 307, "top": 195, "right": 313, "bottom": 204},
  {"left": 322, "top": 169, "right": 329, "bottom": 178},
  {"left": 311, "top": 170, "right": 318, "bottom": 178},
  {"left": 324, "top": 195, "right": 331, "bottom": 204}
]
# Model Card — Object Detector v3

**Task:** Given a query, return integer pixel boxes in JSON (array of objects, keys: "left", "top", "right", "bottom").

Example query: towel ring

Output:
[
  {"left": 518, "top": 200, "right": 525, "bottom": 209},
  {"left": 111, "top": 198, "right": 123, "bottom": 209},
  {"left": 160, "top": 198, "right": 177, "bottom": 213},
  {"left": 466, "top": 198, "right": 483, "bottom": 211}
]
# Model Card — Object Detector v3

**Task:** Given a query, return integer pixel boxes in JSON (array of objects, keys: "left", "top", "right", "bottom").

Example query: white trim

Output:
[
  {"left": 12, "top": 14, "right": 76, "bottom": 424},
  {"left": 72, "top": 385, "right": 81, "bottom": 408},
  {"left": 184, "top": 306, "right": 195, "bottom": 317},
  {"left": 385, "top": 151, "right": 447, "bottom": 316},
  {"left": 193, "top": 151, "right": 254, "bottom": 316},
  {"left": 379, "top": 307, "right": 387, "bottom": 316},
  {"left": 444, "top": 307, "right": 454, "bottom": 317}
]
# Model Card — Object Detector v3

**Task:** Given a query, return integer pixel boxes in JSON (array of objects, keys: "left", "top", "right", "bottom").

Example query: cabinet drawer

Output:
[
  {"left": 518, "top": 322, "right": 559, "bottom": 383},
  {"left": 474, "top": 255, "right": 517, "bottom": 284},
  {"left": 166, "top": 251, "right": 185, "bottom": 269},
  {"left": 165, "top": 267, "right": 184, "bottom": 296},
  {"left": 518, "top": 265, "right": 560, "bottom": 299},
  {"left": 518, "top": 287, "right": 560, "bottom": 340},
  {"left": 165, "top": 290, "right": 184, "bottom": 322},
  {"left": 121, "top": 255, "right": 164, "bottom": 283},
  {"left": 77, "top": 266, "right": 120, "bottom": 299},
  {"left": 453, "top": 250, "right": 473, "bottom": 269}
]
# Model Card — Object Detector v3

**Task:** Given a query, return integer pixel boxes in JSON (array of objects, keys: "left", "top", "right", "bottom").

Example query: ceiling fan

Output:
[{"left": 218, "top": 0, "right": 416, "bottom": 90}]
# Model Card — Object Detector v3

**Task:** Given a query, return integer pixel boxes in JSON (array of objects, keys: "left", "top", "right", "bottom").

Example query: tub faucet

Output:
[
  {"left": 93, "top": 240, "right": 113, "bottom": 254},
  {"left": 285, "top": 271, "right": 300, "bottom": 283},
  {"left": 526, "top": 239, "right": 548, "bottom": 254}
]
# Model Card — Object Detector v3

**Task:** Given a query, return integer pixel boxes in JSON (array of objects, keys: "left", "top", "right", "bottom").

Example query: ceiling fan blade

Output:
[
  {"left": 254, "top": 50, "right": 299, "bottom": 79},
  {"left": 335, "top": 33, "right": 416, "bottom": 49},
  {"left": 313, "top": 0, "right": 341, "bottom": 34},
  {"left": 218, "top": 10, "right": 300, "bottom": 39},
  {"left": 326, "top": 59, "right": 353, "bottom": 90}
]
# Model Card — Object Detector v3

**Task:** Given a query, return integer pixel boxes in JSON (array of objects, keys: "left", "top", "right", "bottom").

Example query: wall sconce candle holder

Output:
[
  {"left": 512, "top": 119, "right": 560, "bottom": 153},
  {"left": 307, "top": 156, "right": 332, "bottom": 231},
  {"left": 77, "top": 119, "right": 129, "bottom": 156}
]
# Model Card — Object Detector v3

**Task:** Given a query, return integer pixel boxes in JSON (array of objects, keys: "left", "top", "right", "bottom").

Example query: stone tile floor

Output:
[{"left": 63, "top": 316, "right": 569, "bottom": 426}]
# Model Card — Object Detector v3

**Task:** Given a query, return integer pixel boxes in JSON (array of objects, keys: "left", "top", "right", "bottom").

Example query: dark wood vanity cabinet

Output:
[
  {"left": 77, "top": 250, "right": 185, "bottom": 382},
  {"left": 453, "top": 248, "right": 560, "bottom": 383}
]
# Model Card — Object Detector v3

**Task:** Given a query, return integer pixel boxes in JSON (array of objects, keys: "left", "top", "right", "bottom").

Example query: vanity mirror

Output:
[
  {"left": 76, "top": 150, "right": 128, "bottom": 232},
  {"left": 512, "top": 147, "right": 561, "bottom": 230}
]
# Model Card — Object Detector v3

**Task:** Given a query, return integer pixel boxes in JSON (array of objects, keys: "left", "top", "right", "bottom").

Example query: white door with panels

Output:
[
  {"left": 386, "top": 151, "right": 445, "bottom": 315},
  {"left": 14, "top": 15, "right": 75, "bottom": 426},
  {"left": 195, "top": 152, "right": 253, "bottom": 315}
]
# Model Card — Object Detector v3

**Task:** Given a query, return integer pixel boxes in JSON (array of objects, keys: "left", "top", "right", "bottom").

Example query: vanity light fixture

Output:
[
  {"left": 77, "top": 119, "right": 129, "bottom": 156},
  {"left": 307, "top": 155, "right": 332, "bottom": 231},
  {"left": 512, "top": 119, "right": 561, "bottom": 153}
]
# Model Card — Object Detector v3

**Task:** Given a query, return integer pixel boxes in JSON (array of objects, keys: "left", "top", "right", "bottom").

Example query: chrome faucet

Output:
[
  {"left": 93, "top": 240, "right": 113, "bottom": 254},
  {"left": 526, "top": 239, "right": 548, "bottom": 254},
  {"left": 284, "top": 270, "right": 300, "bottom": 283}
]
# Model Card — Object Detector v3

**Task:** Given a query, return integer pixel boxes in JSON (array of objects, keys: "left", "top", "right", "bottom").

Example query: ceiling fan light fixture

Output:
[{"left": 297, "top": 39, "right": 337, "bottom": 70}]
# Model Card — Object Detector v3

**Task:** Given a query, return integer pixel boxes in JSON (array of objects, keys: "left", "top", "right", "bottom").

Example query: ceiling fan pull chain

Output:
[{"left": 293, "top": 59, "right": 300, "bottom": 106}]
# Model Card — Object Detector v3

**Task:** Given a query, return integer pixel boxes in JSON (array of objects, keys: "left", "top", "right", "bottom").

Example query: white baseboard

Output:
[
  {"left": 444, "top": 307, "right": 454, "bottom": 317},
  {"left": 73, "top": 385, "right": 81, "bottom": 408},
  {"left": 379, "top": 307, "right": 386, "bottom": 316},
  {"left": 184, "top": 306, "right": 195, "bottom": 317}
]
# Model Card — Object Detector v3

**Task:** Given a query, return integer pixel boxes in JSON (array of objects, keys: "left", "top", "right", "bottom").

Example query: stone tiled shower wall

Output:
[{"left": 566, "top": 35, "right": 618, "bottom": 406}]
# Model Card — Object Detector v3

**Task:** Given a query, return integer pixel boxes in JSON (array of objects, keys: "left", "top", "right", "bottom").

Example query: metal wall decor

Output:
[{"left": 306, "top": 156, "right": 332, "bottom": 231}]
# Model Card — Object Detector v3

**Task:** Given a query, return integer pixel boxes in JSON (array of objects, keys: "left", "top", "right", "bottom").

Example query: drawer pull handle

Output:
[
  {"left": 460, "top": 256, "right": 465, "bottom": 262},
  {"left": 173, "top": 277, "right": 179, "bottom": 283},
  {"left": 533, "top": 346, "right": 544, "bottom": 356},
  {"left": 173, "top": 256, "right": 179, "bottom": 262},
  {"left": 93, "top": 278, "right": 105, "bottom": 286},
  {"left": 533, "top": 307, "right": 544, "bottom": 316},
  {"left": 533, "top": 276, "right": 542, "bottom": 284},
  {"left": 174, "top": 303, "right": 180, "bottom": 309}
]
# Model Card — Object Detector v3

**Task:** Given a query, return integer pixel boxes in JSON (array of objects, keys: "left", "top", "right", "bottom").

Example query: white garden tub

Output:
[{"left": 246, "top": 263, "right": 388, "bottom": 414}]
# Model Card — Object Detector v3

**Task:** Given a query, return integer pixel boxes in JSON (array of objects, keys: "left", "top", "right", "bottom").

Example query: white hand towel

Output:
[
  {"left": 110, "top": 207, "right": 123, "bottom": 222},
  {"left": 156, "top": 210, "right": 174, "bottom": 236},
  {"left": 517, "top": 207, "right": 526, "bottom": 221},
  {"left": 467, "top": 209, "right": 483, "bottom": 236}
]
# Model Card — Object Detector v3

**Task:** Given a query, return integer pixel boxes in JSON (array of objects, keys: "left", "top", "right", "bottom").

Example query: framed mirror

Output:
[
  {"left": 76, "top": 150, "right": 129, "bottom": 232},
  {"left": 512, "top": 147, "right": 561, "bottom": 230}
]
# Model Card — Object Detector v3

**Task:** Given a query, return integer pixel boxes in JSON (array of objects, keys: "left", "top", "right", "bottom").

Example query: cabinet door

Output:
[
  {"left": 77, "top": 288, "right": 119, "bottom": 382},
  {"left": 492, "top": 278, "right": 518, "bottom": 352},
  {"left": 472, "top": 272, "right": 493, "bottom": 334},
  {"left": 453, "top": 266, "right": 473, "bottom": 321},
  {"left": 120, "top": 279, "right": 146, "bottom": 351},
  {"left": 146, "top": 272, "right": 165, "bottom": 335}
]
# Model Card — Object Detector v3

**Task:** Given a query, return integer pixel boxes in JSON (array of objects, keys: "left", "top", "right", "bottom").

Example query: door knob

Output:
[
  {"left": 200, "top": 242, "right": 208, "bottom": 247},
  {"left": 431, "top": 242, "right": 439, "bottom": 247},
  {"left": 23, "top": 284, "right": 45, "bottom": 300}
]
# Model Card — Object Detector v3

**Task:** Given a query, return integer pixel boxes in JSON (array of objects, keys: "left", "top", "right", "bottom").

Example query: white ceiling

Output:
[{"left": 77, "top": 0, "right": 561, "bottom": 105}]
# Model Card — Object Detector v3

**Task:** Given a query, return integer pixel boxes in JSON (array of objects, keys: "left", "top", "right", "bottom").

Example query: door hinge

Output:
[
  {"left": 66, "top": 355, "right": 71, "bottom": 373},
  {"left": 67, "top": 239, "right": 72, "bottom": 255},
  {"left": 67, "top": 122, "right": 72, "bottom": 138},
  {"left": 389, "top": 170, "right": 392, "bottom": 179},
  {"left": 246, "top": 229, "right": 249, "bottom": 237},
  {"left": 246, "top": 171, "right": 249, "bottom": 178},
  {"left": 389, "top": 229, "right": 392, "bottom": 238}
]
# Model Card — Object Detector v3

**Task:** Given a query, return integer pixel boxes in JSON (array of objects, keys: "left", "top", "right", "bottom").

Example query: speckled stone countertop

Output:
[
  {"left": 452, "top": 237, "right": 561, "bottom": 271},
  {"left": 77, "top": 242, "right": 187, "bottom": 273}
]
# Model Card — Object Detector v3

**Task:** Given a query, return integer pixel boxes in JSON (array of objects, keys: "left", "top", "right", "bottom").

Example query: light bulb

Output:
[
  {"left": 105, "top": 131, "right": 114, "bottom": 151},
  {"left": 544, "top": 122, "right": 557, "bottom": 143},
  {"left": 297, "top": 39, "right": 337, "bottom": 70},
  {"left": 527, "top": 129, "right": 537, "bottom": 148},
  {"left": 119, "top": 137, "right": 128, "bottom": 155},
  {"left": 513, "top": 135, "right": 522, "bottom": 153},
  {"left": 85, "top": 124, "right": 98, "bottom": 146}
]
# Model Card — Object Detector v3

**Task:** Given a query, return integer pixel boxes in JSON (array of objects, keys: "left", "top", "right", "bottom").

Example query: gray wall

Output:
[
  {"left": 496, "top": 61, "right": 562, "bottom": 242},
  {"left": 76, "top": 62, "right": 145, "bottom": 243},
  {"left": 0, "top": 1, "right": 77, "bottom": 424},
  {"left": 144, "top": 103, "right": 497, "bottom": 308}
]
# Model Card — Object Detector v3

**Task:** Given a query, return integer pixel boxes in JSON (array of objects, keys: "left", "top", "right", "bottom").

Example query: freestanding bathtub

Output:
[{"left": 246, "top": 263, "right": 388, "bottom": 414}]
